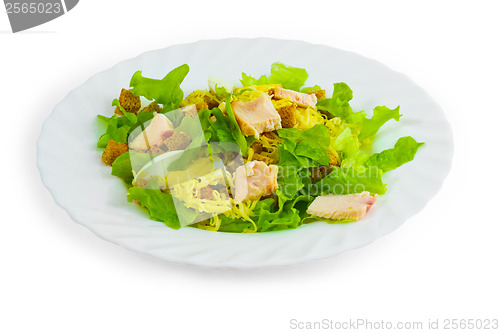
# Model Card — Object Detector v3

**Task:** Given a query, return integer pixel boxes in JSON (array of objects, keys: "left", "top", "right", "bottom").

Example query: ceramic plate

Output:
[{"left": 37, "top": 38, "right": 453, "bottom": 268}]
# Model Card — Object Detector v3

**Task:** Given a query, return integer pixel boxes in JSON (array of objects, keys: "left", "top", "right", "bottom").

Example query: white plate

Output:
[{"left": 37, "top": 38, "right": 453, "bottom": 268}]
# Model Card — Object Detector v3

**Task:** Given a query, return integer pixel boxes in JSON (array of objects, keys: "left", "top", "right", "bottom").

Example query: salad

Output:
[{"left": 97, "top": 63, "right": 423, "bottom": 233}]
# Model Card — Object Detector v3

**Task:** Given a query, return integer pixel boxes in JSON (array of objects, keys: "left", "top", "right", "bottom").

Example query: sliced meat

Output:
[
  {"left": 233, "top": 160, "right": 279, "bottom": 202},
  {"left": 273, "top": 87, "right": 318, "bottom": 108},
  {"left": 129, "top": 113, "right": 174, "bottom": 153},
  {"left": 231, "top": 94, "right": 282, "bottom": 139},
  {"left": 306, "top": 192, "right": 378, "bottom": 221}
]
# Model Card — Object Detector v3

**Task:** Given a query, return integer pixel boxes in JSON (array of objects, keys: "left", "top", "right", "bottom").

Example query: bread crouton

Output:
[
  {"left": 102, "top": 139, "right": 128, "bottom": 166},
  {"left": 307, "top": 89, "right": 326, "bottom": 100},
  {"left": 147, "top": 144, "right": 166, "bottom": 155},
  {"left": 309, "top": 165, "right": 333, "bottom": 183},
  {"left": 195, "top": 101, "right": 209, "bottom": 111},
  {"left": 141, "top": 101, "right": 162, "bottom": 113},
  {"left": 199, "top": 186, "right": 214, "bottom": 199},
  {"left": 250, "top": 141, "right": 263, "bottom": 154},
  {"left": 163, "top": 131, "right": 192, "bottom": 152},
  {"left": 115, "top": 88, "right": 141, "bottom": 115},
  {"left": 272, "top": 100, "right": 296, "bottom": 128}
]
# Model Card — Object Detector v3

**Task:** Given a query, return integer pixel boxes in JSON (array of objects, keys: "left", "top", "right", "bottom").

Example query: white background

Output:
[{"left": 1, "top": 1, "right": 499, "bottom": 332}]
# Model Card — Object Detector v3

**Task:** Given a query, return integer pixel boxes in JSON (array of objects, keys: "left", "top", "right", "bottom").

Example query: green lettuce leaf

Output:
[
  {"left": 96, "top": 110, "right": 156, "bottom": 148},
  {"left": 300, "top": 85, "right": 322, "bottom": 93},
  {"left": 255, "top": 195, "right": 312, "bottom": 232},
  {"left": 241, "top": 62, "right": 308, "bottom": 91},
  {"left": 127, "top": 187, "right": 181, "bottom": 230},
  {"left": 277, "top": 124, "right": 330, "bottom": 167},
  {"left": 278, "top": 166, "right": 311, "bottom": 199},
  {"left": 357, "top": 105, "right": 402, "bottom": 141},
  {"left": 198, "top": 97, "right": 248, "bottom": 155},
  {"left": 365, "top": 136, "right": 424, "bottom": 172},
  {"left": 96, "top": 114, "right": 132, "bottom": 148},
  {"left": 333, "top": 127, "right": 369, "bottom": 168},
  {"left": 309, "top": 166, "right": 387, "bottom": 195},
  {"left": 316, "top": 82, "right": 354, "bottom": 119},
  {"left": 206, "top": 195, "right": 312, "bottom": 233},
  {"left": 111, "top": 151, "right": 153, "bottom": 185},
  {"left": 129, "top": 64, "right": 189, "bottom": 111},
  {"left": 316, "top": 83, "right": 401, "bottom": 141}
]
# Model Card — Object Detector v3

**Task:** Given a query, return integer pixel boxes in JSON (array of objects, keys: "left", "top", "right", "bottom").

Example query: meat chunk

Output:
[
  {"left": 231, "top": 94, "right": 282, "bottom": 139},
  {"left": 115, "top": 88, "right": 141, "bottom": 115},
  {"left": 233, "top": 161, "right": 279, "bottom": 202},
  {"left": 129, "top": 113, "right": 174, "bottom": 153},
  {"left": 306, "top": 192, "right": 378, "bottom": 221},
  {"left": 101, "top": 139, "right": 128, "bottom": 166},
  {"left": 273, "top": 87, "right": 318, "bottom": 108}
]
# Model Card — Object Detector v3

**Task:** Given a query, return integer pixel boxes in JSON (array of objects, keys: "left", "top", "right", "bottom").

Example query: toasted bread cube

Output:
[
  {"left": 272, "top": 99, "right": 296, "bottom": 128},
  {"left": 115, "top": 88, "right": 141, "bottom": 115},
  {"left": 307, "top": 89, "right": 326, "bottom": 100},
  {"left": 163, "top": 131, "right": 192, "bottom": 152},
  {"left": 102, "top": 139, "right": 128, "bottom": 166},
  {"left": 141, "top": 101, "right": 162, "bottom": 113}
]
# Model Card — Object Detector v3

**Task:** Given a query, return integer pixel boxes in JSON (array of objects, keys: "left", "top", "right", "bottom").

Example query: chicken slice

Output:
[
  {"left": 306, "top": 192, "right": 378, "bottom": 221},
  {"left": 231, "top": 94, "right": 282, "bottom": 139},
  {"left": 233, "top": 160, "right": 279, "bottom": 202},
  {"left": 129, "top": 113, "right": 174, "bottom": 152},
  {"left": 273, "top": 87, "right": 318, "bottom": 108}
]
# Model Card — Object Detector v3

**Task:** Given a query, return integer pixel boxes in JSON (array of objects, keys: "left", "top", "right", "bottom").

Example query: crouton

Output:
[
  {"left": 163, "top": 131, "right": 192, "bottom": 152},
  {"left": 272, "top": 100, "right": 297, "bottom": 128},
  {"left": 307, "top": 89, "right": 326, "bottom": 100},
  {"left": 309, "top": 165, "right": 333, "bottom": 183},
  {"left": 102, "top": 139, "right": 128, "bottom": 166},
  {"left": 250, "top": 141, "right": 263, "bottom": 154},
  {"left": 141, "top": 101, "right": 162, "bottom": 113},
  {"left": 115, "top": 88, "right": 141, "bottom": 115},
  {"left": 147, "top": 144, "right": 166, "bottom": 155},
  {"left": 199, "top": 185, "right": 214, "bottom": 199},
  {"left": 195, "top": 101, "right": 209, "bottom": 111}
]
